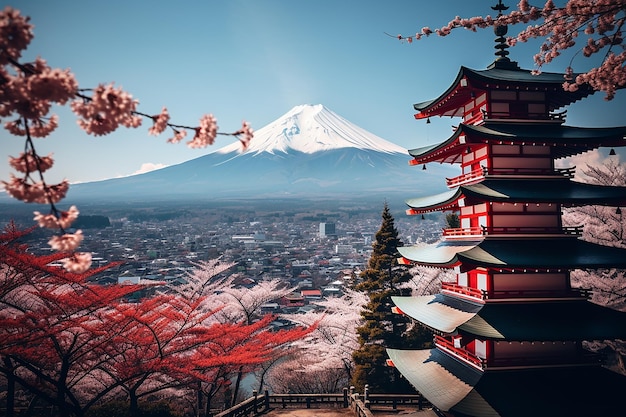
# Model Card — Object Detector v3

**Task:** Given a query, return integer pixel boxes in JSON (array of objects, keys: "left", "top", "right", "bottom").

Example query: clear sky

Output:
[{"left": 3, "top": 0, "right": 625, "bottom": 184}]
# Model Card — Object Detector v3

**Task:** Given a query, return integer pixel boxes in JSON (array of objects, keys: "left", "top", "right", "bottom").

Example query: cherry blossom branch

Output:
[
  {"left": 392, "top": 0, "right": 626, "bottom": 100},
  {"left": 0, "top": 7, "right": 254, "bottom": 273}
]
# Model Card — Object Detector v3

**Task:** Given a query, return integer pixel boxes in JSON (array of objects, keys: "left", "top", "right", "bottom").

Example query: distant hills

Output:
[{"left": 61, "top": 104, "right": 457, "bottom": 205}]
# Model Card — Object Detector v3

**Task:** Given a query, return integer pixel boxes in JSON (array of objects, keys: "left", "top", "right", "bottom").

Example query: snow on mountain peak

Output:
[{"left": 217, "top": 104, "right": 407, "bottom": 155}]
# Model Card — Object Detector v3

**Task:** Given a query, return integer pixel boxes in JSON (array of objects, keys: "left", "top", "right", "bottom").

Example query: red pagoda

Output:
[{"left": 387, "top": 4, "right": 626, "bottom": 416}]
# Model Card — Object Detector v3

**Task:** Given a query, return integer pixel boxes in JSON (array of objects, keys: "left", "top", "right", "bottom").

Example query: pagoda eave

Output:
[
  {"left": 387, "top": 347, "right": 626, "bottom": 416},
  {"left": 462, "top": 179, "right": 626, "bottom": 207},
  {"left": 408, "top": 123, "right": 626, "bottom": 164},
  {"left": 392, "top": 294, "right": 626, "bottom": 341},
  {"left": 458, "top": 238, "right": 626, "bottom": 269},
  {"left": 405, "top": 189, "right": 463, "bottom": 214},
  {"left": 413, "top": 66, "right": 595, "bottom": 120},
  {"left": 399, "top": 238, "right": 626, "bottom": 270}
]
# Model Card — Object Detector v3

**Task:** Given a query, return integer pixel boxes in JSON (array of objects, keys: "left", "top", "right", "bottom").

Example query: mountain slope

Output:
[
  {"left": 67, "top": 104, "right": 456, "bottom": 203},
  {"left": 218, "top": 104, "right": 407, "bottom": 155}
]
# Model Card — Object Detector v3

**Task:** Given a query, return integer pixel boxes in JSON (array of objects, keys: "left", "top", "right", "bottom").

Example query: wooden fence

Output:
[{"left": 214, "top": 386, "right": 431, "bottom": 417}]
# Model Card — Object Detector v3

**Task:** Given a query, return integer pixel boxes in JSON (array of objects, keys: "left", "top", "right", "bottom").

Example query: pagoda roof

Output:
[
  {"left": 413, "top": 66, "right": 594, "bottom": 119},
  {"left": 405, "top": 178, "right": 626, "bottom": 211},
  {"left": 387, "top": 347, "right": 626, "bottom": 416},
  {"left": 398, "top": 238, "right": 626, "bottom": 269},
  {"left": 408, "top": 123, "right": 626, "bottom": 163},
  {"left": 392, "top": 294, "right": 626, "bottom": 340}
]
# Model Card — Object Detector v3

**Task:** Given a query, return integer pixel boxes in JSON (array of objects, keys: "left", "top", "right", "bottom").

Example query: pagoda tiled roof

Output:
[
  {"left": 408, "top": 123, "right": 626, "bottom": 163},
  {"left": 398, "top": 237, "right": 626, "bottom": 269},
  {"left": 391, "top": 294, "right": 626, "bottom": 340},
  {"left": 405, "top": 178, "right": 626, "bottom": 211},
  {"left": 413, "top": 66, "right": 594, "bottom": 119},
  {"left": 387, "top": 347, "right": 626, "bottom": 416}
]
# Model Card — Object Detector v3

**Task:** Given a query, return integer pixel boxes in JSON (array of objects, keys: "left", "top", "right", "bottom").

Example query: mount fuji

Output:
[{"left": 67, "top": 104, "right": 456, "bottom": 204}]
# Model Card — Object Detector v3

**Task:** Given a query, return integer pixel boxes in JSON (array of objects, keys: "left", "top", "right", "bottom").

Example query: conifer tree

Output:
[{"left": 351, "top": 203, "right": 430, "bottom": 393}]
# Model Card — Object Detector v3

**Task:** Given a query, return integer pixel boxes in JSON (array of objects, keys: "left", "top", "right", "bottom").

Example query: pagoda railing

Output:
[
  {"left": 486, "top": 167, "right": 576, "bottom": 178},
  {"left": 442, "top": 227, "right": 484, "bottom": 238},
  {"left": 484, "top": 287, "right": 592, "bottom": 300},
  {"left": 441, "top": 282, "right": 485, "bottom": 299},
  {"left": 446, "top": 167, "right": 575, "bottom": 188},
  {"left": 435, "top": 335, "right": 485, "bottom": 370},
  {"left": 446, "top": 168, "right": 486, "bottom": 187},
  {"left": 484, "top": 351, "right": 603, "bottom": 368},
  {"left": 441, "top": 282, "right": 592, "bottom": 302},
  {"left": 443, "top": 225, "right": 583, "bottom": 238},
  {"left": 481, "top": 109, "right": 566, "bottom": 122},
  {"left": 481, "top": 225, "right": 583, "bottom": 236}
]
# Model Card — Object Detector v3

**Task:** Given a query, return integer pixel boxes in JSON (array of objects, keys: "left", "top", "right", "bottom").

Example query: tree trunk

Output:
[
  {"left": 230, "top": 366, "right": 244, "bottom": 406},
  {"left": 129, "top": 389, "right": 139, "bottom": 416},
  {"left": 196, "top": 381, "right": 203, "bottom": 417},
  {"left": 3, "top": 356, "right": 15, "bottom": 417}
]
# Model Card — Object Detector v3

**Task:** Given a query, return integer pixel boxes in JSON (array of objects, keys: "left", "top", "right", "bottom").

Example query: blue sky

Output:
[{"left": 3, "top": 0, "right": 624, "bottom": 184}]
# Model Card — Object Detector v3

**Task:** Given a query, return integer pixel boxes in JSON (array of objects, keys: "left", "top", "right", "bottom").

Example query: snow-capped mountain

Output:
[
  {"left": 66, "top": 104, "right": 456, "bottom": 203},
  {"left": 218, "top": 104, "right": 407, "bottom": 155}
]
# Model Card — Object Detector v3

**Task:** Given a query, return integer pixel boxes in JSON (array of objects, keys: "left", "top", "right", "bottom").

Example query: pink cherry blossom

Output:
[
  {"left": 187, "top": 114, "right": 218, "bottom": 148},
  {"left": 9, "top": 151, "right": 54, "bottom": 173},
  {"left": 71, "top": 83, "right": 141, "bottom": 136},
  {"left": 27, "top": 57, "right": 78, "bottom": 104},
  {"left": 167, "top": 128, "right": 187, "bottom": 144},
  {"left": 0, "top": 6, "right": 33, "bottom": 65},
  {"left": 398, "top": 0, "right": 626, "bottom": 100},
  {"left": 148, "top": 107, "right": 170, "bottom": 136},
  {"left": 5, "top": 114, "right": 59, "bottom": 137},
  {"left": 34, "top": 205, "right": 79, "bottom": 229},
  {"left": 48, "top": 230, "right": 84, "bottom": 252},
  {"left": 235, "top": 121, "right": 254, "bottom": 150},
  {"left": 62, "top": 252, "right": 92, "bottom": 273}
]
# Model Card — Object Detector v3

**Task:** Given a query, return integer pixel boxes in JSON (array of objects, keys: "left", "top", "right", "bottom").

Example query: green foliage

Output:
[
  {"left": 351, "top": 203, "right": 429, "bottom": 394},
  {"left": 73, "top": 214, "right": 111, "bottom": 229},
  {"left": 445, "top": 212, "right": 460, "bottom": 228}
]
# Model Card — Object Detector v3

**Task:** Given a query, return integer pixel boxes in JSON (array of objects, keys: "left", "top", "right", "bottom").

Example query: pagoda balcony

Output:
[
  {"left": 442, "top": 225, "right": 583, "bottom": 239},
  {"left": 486, "top": 167, "right": 576, "bottom": 178},
  {"left": 481, "top": 225, "right": 583, "bottom": 237},
  {"left": 441, "top": 282, "right": 592, "bottom": 303},
  {"left": 435, "top": 335, "right": 485, "bottom": 371},
  {"left": 484, "top": 350, "right": 602, "bottom": 369},
  {"left": 481, "top": 109, "right": 567, "bottom": 123},
  {"left": 442, "top": 227, "right": 484, "bottom": 238},
  {"left": 446, "top": 168, "right": 486, "bottom": 187},
  {"left": 445, "top": 167, "right": 574, "bottom": 188}
]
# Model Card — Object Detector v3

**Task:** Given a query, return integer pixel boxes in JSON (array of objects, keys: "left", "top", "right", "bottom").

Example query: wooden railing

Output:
[
  {"left": 435, "top": 335, "right": 485, "bottom": 370},
  {"left": 446, "top": 166, "right": 576, "bottom": 188},
  {"left": 214, "top": 387, "right": 430, "bottom": 417},
  {"left": 442, "top": 225, "right": 583, "bottom": 238},
  {"left": 441, "top": 282, "right": 592, "bottom": 302},
  {"left": 446, "top": 168, "right": 485, "bottom": 187},
  {"left": 481, "top": 109, "right": 567, "bottom": 122}
]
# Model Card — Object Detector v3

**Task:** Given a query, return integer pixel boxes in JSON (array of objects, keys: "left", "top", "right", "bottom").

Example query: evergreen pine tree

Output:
[{"left": 351, "top": 203, "right": 430, "bottom": 393}]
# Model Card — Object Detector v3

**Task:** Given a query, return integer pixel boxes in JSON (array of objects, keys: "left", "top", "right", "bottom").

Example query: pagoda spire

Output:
[{"left": 489, "top": 0, "right": 520, "bottom": 69}]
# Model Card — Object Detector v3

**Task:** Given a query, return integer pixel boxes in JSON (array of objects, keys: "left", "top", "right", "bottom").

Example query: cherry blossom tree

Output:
[
  {"left": 563, "top": 158, "right": 626, "bottom": 310},
  {"left": 207, "top": 277, "right": 298, "bottom": 404},
  {"left": 271, "top": 292, "right": 363, "bottom": 393},
  {"left": 561, "top": 158, "right": 626, "bottom": 375},
  {"left": 276, "top": 287, "right": 367, "bottom": 392},
  {"left": 396, "top": 0, "right": 626, "bottom": 99},
  {"left": 0, "top": 7, "right": 253, "bottom": 273}
]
